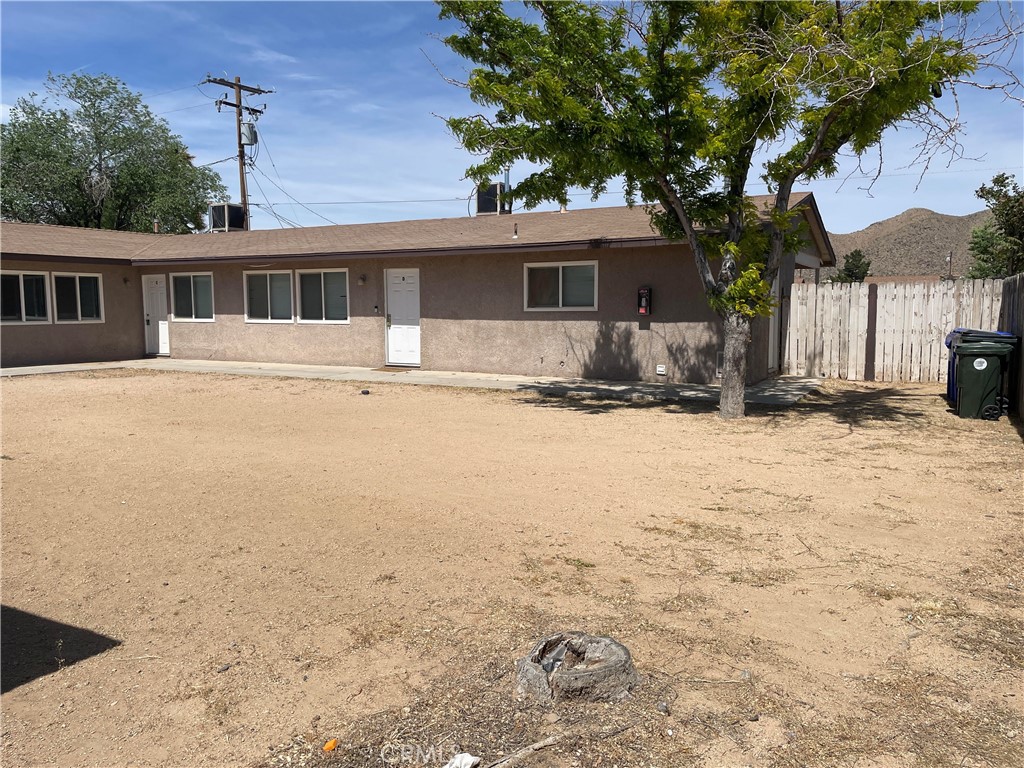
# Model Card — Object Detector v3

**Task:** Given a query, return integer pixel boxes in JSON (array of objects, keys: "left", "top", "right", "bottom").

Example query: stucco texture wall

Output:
[
  {"left": 163, "top": 260, "right": 389, "bottom": 367},
  {"left": 419, "top": 245, "right": 726, "bottom": 383},
  {"left": 161, "top": 244, "right": 741, "bottom": 384},
  {"left": 1, "top": 260, "right": 145, "bottom": 367}
]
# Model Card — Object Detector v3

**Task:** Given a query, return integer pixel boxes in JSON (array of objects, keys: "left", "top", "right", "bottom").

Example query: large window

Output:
[
  {"left": 524, "top": 261, "right": 598, "bottom": 310},
  {"left": 297, "top": 270, "right": 349, "bottom": 323},
  {"left": 245, "top": 271, "right": 293, "bottom": 322},
  {"left": 53, "top": 273, "right": 103, "bottom": 323},
  {"left": 1, "top": 272, "right": 50, "bottom": 323},
  {"left": 171, "top": 273, "right": 214, "bottom": 321}
]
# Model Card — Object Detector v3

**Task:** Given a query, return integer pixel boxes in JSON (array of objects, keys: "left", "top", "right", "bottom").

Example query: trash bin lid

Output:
[
  {"left": 958, "top": 330, "right": 1019, "bottom": 344},
  {"left": 954, "top": 341, "right": 1015, "bottom": 357}
]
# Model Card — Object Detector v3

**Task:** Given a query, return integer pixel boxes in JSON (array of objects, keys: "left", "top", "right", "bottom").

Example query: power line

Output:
[
  {"left": 256, "top": 196, "right": 475, "bottom": 206},
  {"left": 143, "top": 83, "right": 201, "bottom": 99},
  {"left": 199, "top": 155, "right": 238, "bottom": 168},
  {"left": 249, "top": 162, "right": 338, "bottom": 225},
  {"left": 155, "top": 102, "right": 208, "bottom": 116},
  {"left": 249, "top": 173, "right": 299, "bottom": 229}
]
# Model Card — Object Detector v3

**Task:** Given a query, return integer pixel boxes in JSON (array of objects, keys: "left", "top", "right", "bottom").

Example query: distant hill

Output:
[{"left": 826, "top": 208, "right": 991, "bottom": 279}]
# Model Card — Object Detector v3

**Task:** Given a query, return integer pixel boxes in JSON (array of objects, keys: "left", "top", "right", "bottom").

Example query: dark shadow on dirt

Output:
[
  {"left": 519, "top": 391, "right": 719, "bottom": 416},
  {"left": 515, "top": 383, "right": 939, "bottom": 427},
  {"left": 758, "top": 386, "right": 932, "bottom": 429},
  {"left": 1, "top": 605, "right": 121, "bottom": 693}
]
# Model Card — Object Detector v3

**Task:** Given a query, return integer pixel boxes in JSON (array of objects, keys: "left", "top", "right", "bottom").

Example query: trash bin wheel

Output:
[{"left": 982, "top": 404, "right": 1002, "bottom": 420}]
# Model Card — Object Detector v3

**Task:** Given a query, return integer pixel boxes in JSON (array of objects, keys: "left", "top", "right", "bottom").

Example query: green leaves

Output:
[
  {"left": 708, "top": 260, "right": 776, "bottom": 319},
  {"left": 1, "top": 72, "right": 227, "bottom": 233},
  {"left": 438, "top": 1, "right": 993, "bottom": 303},
  {"left": 967, "top": 174, "right": 1024, "bottom": 278},
  {"left": 832, "top": 249, "right": 871, "bottom": 283}
]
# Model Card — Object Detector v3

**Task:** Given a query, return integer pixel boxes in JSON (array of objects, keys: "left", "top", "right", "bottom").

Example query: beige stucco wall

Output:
[
  {"left": 161, "top": 244, "right": 744, "bottom": 384},
  {"left": 1, "top": 259, "right": 145, "bottom": 367},
  {"left": 3, "top": 245, "right": 790, "bottom": 384},
  {"left": 419, "top": 245, "right": 725, "bottom": 383},
  {"left": 159, "top": 260, "right": 390, "bottom": 367}
]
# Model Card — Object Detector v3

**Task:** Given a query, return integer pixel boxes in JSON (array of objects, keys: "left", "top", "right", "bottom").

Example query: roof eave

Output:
[
  {"left": 130, "top": 235, "right": 678, "bottom": 266},
  {"left": 0, "top": 252, "right": 134, "bottom": 265}
]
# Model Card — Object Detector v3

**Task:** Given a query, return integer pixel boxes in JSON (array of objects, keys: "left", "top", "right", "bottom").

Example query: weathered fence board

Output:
[
  {"left": 785, "top": 278, "right": 1006, "bottom": 382},
  {"left": 999, "top": 274, "right": 1024, "bottom": 416}
]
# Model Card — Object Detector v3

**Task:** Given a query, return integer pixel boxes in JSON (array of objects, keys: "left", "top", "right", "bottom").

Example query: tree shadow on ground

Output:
[
  {"left": 519, "top": 391, "right": 720, "bottom": 416},
  {"left": 1, "top": 605, "right": 121, "bottom": 693},
  {"left": 515, "top": 383, "right": 940, "bottom": 427},
  {"left": 754, "top": 386, "right": 935, "bottom": 429}
]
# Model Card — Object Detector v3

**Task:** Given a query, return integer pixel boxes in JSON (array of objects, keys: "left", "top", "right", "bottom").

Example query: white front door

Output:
[
  {"left": 142, "top": 275, "right": 170, "bottom": 355},
  {"left": 386, "top": 268, "right": 420, "bottom": 366}
]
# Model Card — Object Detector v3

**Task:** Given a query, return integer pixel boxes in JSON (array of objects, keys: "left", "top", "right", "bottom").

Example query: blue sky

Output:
[{"left": 1, "top": 0, "right": 1021, "bottom": 235}]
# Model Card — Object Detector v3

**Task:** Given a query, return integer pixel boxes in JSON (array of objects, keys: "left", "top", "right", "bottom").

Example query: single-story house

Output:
[{"left": 0, "top": 193, "right": 835, "bottom": 383}]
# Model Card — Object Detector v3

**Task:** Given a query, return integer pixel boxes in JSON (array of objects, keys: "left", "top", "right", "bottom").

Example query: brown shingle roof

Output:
[
  {"left": 1, "top": 192, "right": 822, "bottom": 264},
  {"left": 0, "top": 222, "right": 171, "bottom": 262}
]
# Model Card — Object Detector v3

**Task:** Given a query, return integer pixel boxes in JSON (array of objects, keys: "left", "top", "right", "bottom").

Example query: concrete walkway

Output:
[{"left": 1, "top": 358, "right": 822, "bottom": 406}]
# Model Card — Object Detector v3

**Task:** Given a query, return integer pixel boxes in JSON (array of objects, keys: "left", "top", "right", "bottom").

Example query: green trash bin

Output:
[{"left": 955, "top": 341, "right": 1015, "bottom": 420}]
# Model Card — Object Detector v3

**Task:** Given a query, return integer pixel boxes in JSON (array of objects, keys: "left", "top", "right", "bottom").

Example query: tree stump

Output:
[{"left": 515, "top": 631, "right": 639, "bottom": 703}]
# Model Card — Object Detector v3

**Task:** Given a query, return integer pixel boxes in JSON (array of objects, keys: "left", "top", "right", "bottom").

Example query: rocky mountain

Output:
[{"left": 826, "top": 208, "right": 991, "bottom": 278}]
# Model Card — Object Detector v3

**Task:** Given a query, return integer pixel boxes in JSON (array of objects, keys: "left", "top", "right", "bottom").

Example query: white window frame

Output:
[
  {"left": 170, "top": 272, "right": 215, "bottom": 322},
  {"left": 296, "top": 268, "right": 350, "bottom": 325},
  {"left": 243, "top": 270, "right": 294, "bottom": 323},
  {"left": 523, "top": 260, "right": 599, "bottom": 311},
  {"left": 1, "top": 270, "right": 52, "bottom": 325},
  {"left": 52, "top": 272, "right": 105, "bottom": 324}
]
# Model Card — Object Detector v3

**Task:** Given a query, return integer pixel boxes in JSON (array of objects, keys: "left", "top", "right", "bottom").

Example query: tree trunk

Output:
[{"left": 719, "top": 313, "right": 750, "bottom": 419}]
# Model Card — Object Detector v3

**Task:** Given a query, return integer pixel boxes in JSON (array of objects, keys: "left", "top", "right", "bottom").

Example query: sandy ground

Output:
[{"left": 1, "top": 370, "right": 1021, "bottom": 768}]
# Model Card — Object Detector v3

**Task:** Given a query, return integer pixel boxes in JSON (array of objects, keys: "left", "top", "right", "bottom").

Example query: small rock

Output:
[
  {"left": 748, "top": 713, "right": 760, "bottom": 722},
  {"left": 656, "top": 702, "right": 671, "bottom": 715},
  {"left": 543, "top": 712, "right": 561, "bottom": 724},
  {"left": 360, "top": 389, "right": 370, "bottom": 395},
  {"left": 217, "top": 663, "right": 231, "bottom": 673}
]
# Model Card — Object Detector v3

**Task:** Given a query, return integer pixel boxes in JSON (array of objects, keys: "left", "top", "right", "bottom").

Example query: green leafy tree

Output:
[
  {"left": 1, "top": 73, "right": 227, "bottom": 233},
  {"left": 967, "top": 174, "right": 1023, "bottom": 278},
  {"left": 832, "top": 249, "right": 871, "bottom": 283},
  {"left": 437, "top": 0, "right": 1018, "bottom": 417}
]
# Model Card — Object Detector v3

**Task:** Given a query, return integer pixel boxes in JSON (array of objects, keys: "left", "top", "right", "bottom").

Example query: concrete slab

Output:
[{"left": 1, "top": 358, "right": 822, "bottom": 407}]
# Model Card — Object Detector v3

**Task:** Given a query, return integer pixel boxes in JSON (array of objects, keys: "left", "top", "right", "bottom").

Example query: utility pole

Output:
[{"left": 203, "top": 75, "right": 273, "bottom": 230}]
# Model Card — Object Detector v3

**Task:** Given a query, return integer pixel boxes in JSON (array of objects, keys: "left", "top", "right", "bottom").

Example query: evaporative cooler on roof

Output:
[
  {"left": 208, "top": 203, "right": 246, "bottom": 233},
  {"left": 477, "top": 182, "right": 511, "bottom": 216}
]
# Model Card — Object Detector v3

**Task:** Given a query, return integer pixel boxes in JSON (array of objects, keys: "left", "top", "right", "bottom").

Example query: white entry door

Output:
[
  {"left": 142, "top": 274, "right": 170, "bottom": 355},
  {"left": 386, "top": 268, "right": 420, "bottom": 366}
]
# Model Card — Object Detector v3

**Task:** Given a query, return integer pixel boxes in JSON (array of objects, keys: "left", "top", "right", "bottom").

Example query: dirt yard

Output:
[{"left": 1, "top": 370, "right": 1021, "bottom": 768}]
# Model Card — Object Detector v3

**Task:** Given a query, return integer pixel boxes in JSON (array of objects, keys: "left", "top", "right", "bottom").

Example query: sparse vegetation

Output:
[{"left": 831, "top": 248, "right": 871, "bottom": 282}]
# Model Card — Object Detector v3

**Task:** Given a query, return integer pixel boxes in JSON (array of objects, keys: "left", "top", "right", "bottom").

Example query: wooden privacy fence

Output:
[
  {"left": 999, "top": 274, "right": 1024, "bottom": 415},
  {"left": 785, "top": 278, "right": 1005, "bottom": 382}
]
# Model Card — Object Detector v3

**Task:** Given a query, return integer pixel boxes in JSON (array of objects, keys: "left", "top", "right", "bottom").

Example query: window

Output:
[
  {"left": 297, "top": 270, "right": 349, "bottom": 323},
  {"left": 245, "top": 271, "right": 293, "bottom": 322},
  {"left": 171, "top": 273, "right": 214, "bottom": 321},
  {"left": 53, "top": 273, "right": 103, "bottom": 322},
  {"left": 524, "top": 261, "right": 598, "bottom": 310},
  {"left": 1, "top": 272, "right": 50, "bottom": 323}
]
